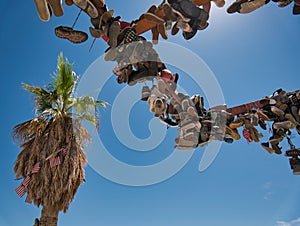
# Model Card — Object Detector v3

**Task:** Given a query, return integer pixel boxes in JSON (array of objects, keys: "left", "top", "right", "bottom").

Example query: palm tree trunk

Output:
[{"left": 35, "top": 206, "right": 59, "bottom": 226}]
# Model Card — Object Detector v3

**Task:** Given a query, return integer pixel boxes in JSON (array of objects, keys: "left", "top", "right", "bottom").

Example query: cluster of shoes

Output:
[
  {"left": 227, "top": 0, "right": 300, "bottom": 15},
  {"left": 38, "top": 0, "right": 220, "bottom": 45},
  {"left": 258, "top": 89, "right": 300, "bottom": 154},
  {"left": 103, "top": 27, "right": 166, "bottom": 86}
]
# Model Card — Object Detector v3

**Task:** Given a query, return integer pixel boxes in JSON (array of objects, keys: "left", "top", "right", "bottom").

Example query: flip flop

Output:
[
  {"left": 47, "top": 0, "right": 64, "bottom": 17},
  {"left": 55, "top": 26, "right": 88, "bottom": 44},
  {"left": 34, "top": 0, "right": 51, "bottom": 22},
  {"left": 73, "top": 0, "right": 98, "bottom": 18}
]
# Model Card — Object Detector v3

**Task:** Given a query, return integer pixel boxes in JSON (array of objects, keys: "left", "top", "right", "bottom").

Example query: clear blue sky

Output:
[{"left": 1, "top": 0, "right": 300, "bottom": 226}]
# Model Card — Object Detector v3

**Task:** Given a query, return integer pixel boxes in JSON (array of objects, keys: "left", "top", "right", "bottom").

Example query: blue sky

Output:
[{"left": 1, "top": 0, "right": 300, "bottom": 226}]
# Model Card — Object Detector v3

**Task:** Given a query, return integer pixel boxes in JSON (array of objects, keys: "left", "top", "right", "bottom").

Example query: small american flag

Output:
[
  {"left": 31, "top": 162, "right": 41, "bottom": 174},
  {"left": 243, "top": 128, "right": 252, "bottom": 143},
  {"left": 50, "top": 156, "right": 61, "bottom": 168},
  {"left": 22, "top": 176, "right": 31, "bottom": 188},
  {"left": 25, "top": 194, "right": 32, "bottom": 204},
  {"left": 15, "top": 185, "right": 26, "bottom": 198}
]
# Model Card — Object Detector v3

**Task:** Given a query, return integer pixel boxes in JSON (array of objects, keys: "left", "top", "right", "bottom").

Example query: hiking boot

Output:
[
  {"left": 54, "top": 26, "right": 88, "bottom": 43},
  {"left": 141, "top": 86, "right": 151, "bottom": 101},
  {"left": 261, "top": 142, "right": 275, "bottom": 154},
  {"left": 73, "top": 0, "right": 98, "bottom": 18}
]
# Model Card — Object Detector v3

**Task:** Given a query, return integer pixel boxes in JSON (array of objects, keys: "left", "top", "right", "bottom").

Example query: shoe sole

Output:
[
  {"left": 73, "top": 0, "right": 98, "bottom": 18},
  {"left": 34, "top": 0, "right": 51, "bottom": 22}
]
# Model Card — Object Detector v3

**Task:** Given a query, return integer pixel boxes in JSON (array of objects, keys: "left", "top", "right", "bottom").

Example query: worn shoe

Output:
[
  {"left": 274, "top": 120, "right": 296, "bottom": 130},
  {"left": 277, "top": 0, "right": 292, "bottom": 7},
  {"left": 271, "top": 106, "right": 285, "bottom": 118},
  {"left": 73, "top": 0, "right": 98, "bottom": 18},
  {"left": 229, "top": 120, "right": 243, "bottom": 129},
  {"left": 271, "top": 143, "right": 282, "bottom": 155},
  {"left": 293, "top": 3, "right": 300, "bottom": 14},
  {"left": 182, "top": 29, "right": 197, "bottom": 40},
  {"left": 47, "top": 0, "right": 64, "bottom": 17},
  {"left": 261, "top": 142, "right": 275, "bottom": 154},
  {"left": 107, "top": 21, "right": 120, "bottom": 48},
  {"left": 258, "top": 118, "right": 267, "bottom": 130},
  {"left": 239, "top": 0, "right": 268, "bottom": 14},
  {"left": 226, "top": 126, "right": 241, "bottom": 140},
  {"left": 55, "top": 26, "right": 88, "bottom": 43},
  {"left": 227, "top": 0, "right": 246, "bottom": 13},
  {"left": 34, "top": 0, "right": 51, "bottom": 21},
  {"left": 171, "top": 21, "right": 180, "bottom": 35},
  {"left": 154, "top": 97, "right": 167, "bottom": 117}
]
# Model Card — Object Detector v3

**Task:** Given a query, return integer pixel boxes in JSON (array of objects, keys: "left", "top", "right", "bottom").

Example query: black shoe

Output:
[
  {"left": 182, "top": 29, "right": 197, "bottom": 40},
  {"left": 293, "top": 4, "right": 300, "bottom": 15}
]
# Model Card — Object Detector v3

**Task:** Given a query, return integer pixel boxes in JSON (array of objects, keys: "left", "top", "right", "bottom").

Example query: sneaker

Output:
[
  {"left": 261, "top": 142, "right": 275, "bottom": 154},
  {"left": 141, "top": 86, "right": 151, "bottom": 101},
  {"left": 54, "top": 26, "right": 88, "bottom": 43}
]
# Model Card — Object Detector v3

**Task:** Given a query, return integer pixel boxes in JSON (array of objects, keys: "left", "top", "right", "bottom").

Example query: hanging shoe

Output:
[
  {"left": 261, "top": 142, "right": 275, "bottom": 154},
  {"left": 107, "top": 21, "right": 121, "bottom": 48},
  {"left": 65, "top": 0, "right": 74, "bottom": 6},
  {"left": 54, "top": 26, "right": 88, "bottom": 43},
  {"left": 277, "top": 0, "right": 292, "bottom": 8},
  {"left": 182, "top": 29, "right": 197, "bottom": 40},
  {"left": 293, "top": 3, "right": 300, "bottom": 14},
  {"left": 34, "top": 0, "right": 51, "bottom": 21},
  {"left": 258, "top": 118, "right": 267, "bottom": 130},
  {"left": 227, "top": 0, "right": 247, "bottom": 13},
  {"left": 73, "top": 0, "right": 98, "bottom": 18},
  {"left": 47, "top": 0, "right": 64, "bottom": 17}
]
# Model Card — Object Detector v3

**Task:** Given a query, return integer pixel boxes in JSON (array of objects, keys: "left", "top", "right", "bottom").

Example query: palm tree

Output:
[{"left": 12, "top": 53, "right": 106, "bottom": 226}]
